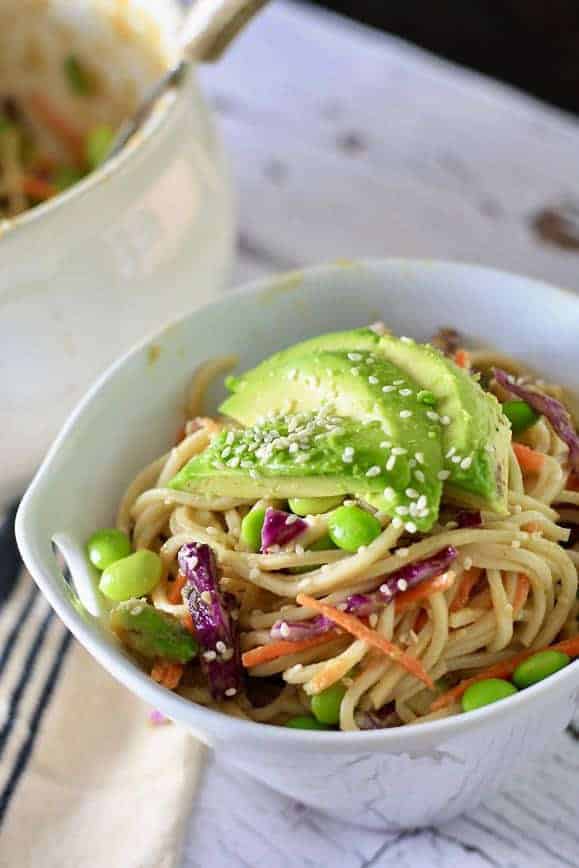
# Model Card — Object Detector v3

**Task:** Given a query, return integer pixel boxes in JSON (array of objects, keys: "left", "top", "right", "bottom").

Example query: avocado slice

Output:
[
  {"left": 225, "top": 329, "right": 510, "bottom": 514},
  {"left": 171, "top": 349, "right": 444, "bottom": 532}
]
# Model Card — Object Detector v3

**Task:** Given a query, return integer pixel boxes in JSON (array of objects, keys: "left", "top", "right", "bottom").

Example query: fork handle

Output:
[{"left": 182, "top": 0, "right": 270, "bottom": 63}]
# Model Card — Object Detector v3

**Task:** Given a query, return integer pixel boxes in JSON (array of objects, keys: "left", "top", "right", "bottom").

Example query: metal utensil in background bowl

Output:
[
  {"left": 1, "top": 0, "right": 238, "bottom": 509},
  {"left": 16, "top": 260, "right": 579, "bottom": 830}
]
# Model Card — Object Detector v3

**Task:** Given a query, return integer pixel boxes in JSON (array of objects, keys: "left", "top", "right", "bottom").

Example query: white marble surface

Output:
[{"left": 184, "top": 2, "right": 579, "bottom": 865}]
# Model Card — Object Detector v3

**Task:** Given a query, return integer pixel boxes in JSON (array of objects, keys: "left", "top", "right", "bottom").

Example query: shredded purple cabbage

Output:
[
  {"left": 178, "top": 542, "right": 243, "bottom": 701},
  {"left": 270, "top": 546, "right": 458, "bottom": 640},
  {"left": 494, "top": 368, "right": 579, "bottom": 472},
  {"left": 261, "top": 507, "right": 308, "bottom": 552},
  {"left": 455, "top": 510, "right": 482, "bottom": 529}
]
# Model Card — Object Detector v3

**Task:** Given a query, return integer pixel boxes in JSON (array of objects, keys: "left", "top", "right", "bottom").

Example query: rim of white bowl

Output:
[
  {"left": 16, "top": 258, "right": 579, "bottom": 748},
  {"left": 0, "top": 61, "right": 192, "bottom": 241}
]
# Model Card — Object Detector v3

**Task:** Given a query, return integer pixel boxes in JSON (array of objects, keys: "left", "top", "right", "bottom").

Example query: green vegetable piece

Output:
[
  {"left": 502, "top": 400, "right": 540, "bottom": 435},
  {"left": 327, "top": 505, "right": 382, "bottom": 552},
  {"left": 99, "top": 550, "right": 162, "bottom": 601},
  {"left": 284, "top": 715, "right": 330, "bottom": 730},
  {"left": 461, "top": 678, "right": 518, "bottom": 712},
  {"left": 64, "top": 55, "right": 92, "bottom": 96},
  {"left": 87, "top": 528, "right": 131, "bottom": 571},
  {"left": 110, "top": 600, "right": 198, "bottom": 662},
  {"left": 240, "top": 505, "right": 266, "bottom": 552},
  {"left": 86, "top": 124, "right": 114, "bottom": 169},
  {"left": 311, "top": 683, "right": 346, "bottom": 725},
  {"left": 288, "top": 495, "right": 344, "bottom": 516},
  {"left": 512, "top": 650, "right": 570, "bottom": 689},
  {"left": 54, "top": 165, "right": 85, "bottom": 192},
  {"left": 309, "top": 534, "right": 337, "bottom": 552}
]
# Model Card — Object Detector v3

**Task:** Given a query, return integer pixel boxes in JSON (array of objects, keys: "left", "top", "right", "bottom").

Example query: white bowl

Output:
[
  {"left": 16, "top": 260, "right": 579, "bottom": 830},
  {"left": 1, "top": 0, "right": 234, "bottom": 507}
]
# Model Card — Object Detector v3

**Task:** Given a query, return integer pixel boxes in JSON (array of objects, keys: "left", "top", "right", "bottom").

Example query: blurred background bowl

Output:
[{"left": 0, "top": 0, "right": 235, "bottom": 508}]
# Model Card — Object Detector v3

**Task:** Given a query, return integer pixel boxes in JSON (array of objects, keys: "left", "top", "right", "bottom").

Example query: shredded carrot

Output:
[
  {"left": 296, "top": 593, "right": 434, "bottom": 688},
  {"left": 241, "top": 630, "right": 342, "bottom": 669},
  {"left": 395, "top": 571, "right": 455, "bottom": 614},
  {"left": 167, "top": 572, "right": 187, "bottom": 604},
  {"left": 412, "top": 609, "right": 428, "bottom": 633},
  {"left": 523, "top": 522, "right": 541, "bottom": 533},
  {"left": 512, "top": 573, "right": 530, "bottom": 615},
  {"left": 181, "top": 613, "right": 195, "bottom": 634},
  {"left": 22, "top": 176, "right": 57, "bottom": 200},
  {"left": 454, "top": 349, "right": 471, "bottom": 369},
  {"left": 567, "top": 473, "right": 579, "bottom": 492},
  {"left": 513, "top": 442, "right": 545, "bottom": 473},
  {"left": 28, "top": 93, "right": 85, "bottom": 163},
  {"left": 450, "top": 567, "right": 482, "bottom": 613},
  {"left": 29, "top": 155, "right": 57, "bottom": 174},
  {"left": 431, "top": 635, "right": 579, "bottom": 712},
  {"left": 151, "top": 660, "right": 183, "bottom": 690}
]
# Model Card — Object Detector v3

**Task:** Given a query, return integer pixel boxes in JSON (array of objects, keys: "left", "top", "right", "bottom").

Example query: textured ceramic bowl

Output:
[
  {"left": 16, "top": 260, "right": 579, "bottom": 830},
  {"left": 1, "top": 0, "right": 234, "bottom": 507}
]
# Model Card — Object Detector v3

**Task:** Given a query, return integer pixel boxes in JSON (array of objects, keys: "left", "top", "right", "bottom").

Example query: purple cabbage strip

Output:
[
  {"left": 270, "top": 546, "right": 458, "bottom": 639},
  {"left": 178, "top": 542, "right": 243, "bottom": 702},
  {"left": 261, "top": 507, "right": 308, "bottom": 552},
  {"left": 455, "top": 510, "right": 482, "bottom": 529},
  {"left": 494, "top": 368, "right": 579, "bottom": 473}
]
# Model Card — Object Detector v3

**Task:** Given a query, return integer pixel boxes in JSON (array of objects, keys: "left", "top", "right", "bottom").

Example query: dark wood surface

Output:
[{"left": 306, "top": 0, "right": 579, "bottom": 116}]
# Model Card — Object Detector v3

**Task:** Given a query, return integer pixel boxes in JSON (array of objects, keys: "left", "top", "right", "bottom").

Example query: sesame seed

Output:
[
  {"left": 351, "top": 367, "right": 360, "bottom": 376},
  {"left": 440, "top": 415, "right": 451, "bottom": 426},
  {"left": 222, "top": 648, "right": 234, "bottom": 661},
  {"left": 379, "top": 583, "right": 392, "bottom": 596},
  {"left": 397, "top": 579, "right": 408, "bottom": 591},
  {"left": 366, "top": 465, "right": 381, "bottom": 477},
  {"left": 348, "top": 352, "right": 362, "bottom": 361},
  {"left": 289, "top": 442, "right": 299, "bottom": 454},
  {"left": 200, "top": 590, "right": 212, "bottom": 605},
  {"left": 384, "top": 486, "right": 395, "bottom": 499},
  {"left": 381, "top": 441, "right": 393, "bottom": 449},
  {"left": 392, "top": 517, "right": 403, "bottom": 528},
  {"left": 396, "top": 505, "right": 409, "bottom": 516},
  {"left": 382, "top": 384, "right": 396, "bottom": 394},
  {"left": 203, "top": 650, "right": 217, "bottom": 662},
  {"left": 216, "top": 640, "right": 227, "bottom": 653},
  {"left": 399, "top": 388, "right": 412, "bottom": 397},
  {"left": 417, "top": 495, "right": 427, "bottom": 510},
  {"left": 400, "top": 410, "right": 412, "bottom": 419},
  {"left": 224, "top": 688, "right": 237, "bottom": 697},
  {"left": 400, "top": 336, "right": 412, "bottom": 344},
  {"left": 406, "top": 488, "right": 419, "bottom": 499},
  {"left": 295, "top": 544, "right": 305, "bottom": 555},
  {"left": 225, "top": 430, "right": 235, "bottom": 445},
  {"left": 369, "top": 613, "right": 378, "bottom": 628},
  {"left": 357, "top": 545, "right": 367, "bottom": 554},
  {"left": 426, "top": 411, "right": 440, "bottom": 422},
  {"left": 221, "top": 446, "right": 232, "bottom": 459},
  {"left": 285, "top": 514, "right": 299, "bottom": 525},
  {"left": 227, "top": 456, "right": 240, "bottom": 468},
  {"left": 451, "top": 455, "right": 462, "bottom": 464},
  {"left": 249, "top": 568, "right": 260, "bottom": 580},
  {"left": 460, "top": 456, "right": 473, "bottom": 470},
  {"left": 280, "top": 622, "right": 290, "bottom": 639},
  {"left": 392, "top": 447, "right": 407, "bottom": 456},
  {"left": 368, "top": 375, "right": 379, "bottom": 385},
  {"left": 463, "top": 557, "right": 473, "bottom": 570},
  {"left": 415, "top": 452, "right": 425, "bottom": 464},
  {"left": 393, "top": 379, "right": 405, "bottom": 386},
  {"left": 438, "top": 470, "right": 450, "bottom": 480},
  {"left": 386, "top": 455, "right": 396, "bottom": 471},
  {"left": 414, "top": 470, "right": 426, "bottom": 483},
  {"left": 405, "top": 521, "right": 417, "bottom": 534},
  {"left": 396, "top": 547, "right": 409, "bottom": 557}
]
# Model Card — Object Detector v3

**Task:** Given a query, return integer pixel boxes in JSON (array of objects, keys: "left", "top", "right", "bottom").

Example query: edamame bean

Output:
[
  {"left": 502, "top": 400, "right": 539, "bottom": 435},
  {"left": 513, "top": 650, "right": 570, "bottom": 689},
  {"left": 327, "top": 505, "right": 381, "bottom": 552},
  {"left": 240, "top": 506, "right": 266, "bottom": 552},
  {"left": 311, "top": 683, "right": 346, "bottom": 725},
  {"left": 110, "top": 600, "right": 198, "bottom": 662},
  {"left": 86, "top": 124, "right": 114, "bottom": 169},
  {"left": 87, "top": 528, "right": 131, "bottom": 571},
  {"left": 99, "top": 550, "right": 162, "bottom": 601},
  {"left": 288, "top": 495, "right": 344, "bottom": 516},
  {"left": 461, "top": 678, "right": 517, "bottom": 712},
  {"left": 284, "top": 715, "right": 330, "bottom": 730}
]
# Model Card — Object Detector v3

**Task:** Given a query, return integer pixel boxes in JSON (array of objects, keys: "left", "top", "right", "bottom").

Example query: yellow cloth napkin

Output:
[{"left": 0, "top": 570, "right": 203, "bottom": 868}]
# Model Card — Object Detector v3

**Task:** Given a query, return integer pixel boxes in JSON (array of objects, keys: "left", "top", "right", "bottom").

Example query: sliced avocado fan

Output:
[{"left": 171, "top": 349, "right": 444, "bottom": 533}]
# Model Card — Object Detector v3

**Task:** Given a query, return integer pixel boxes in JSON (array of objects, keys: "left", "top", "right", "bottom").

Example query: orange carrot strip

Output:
[
  {"left": 449, "top": 567, "right": 482, "bottom": 613},
  {"left": 513, "top": 442, "right": 545, "bottom": 473},
  {"left": 523, "top": 522, "right": 541, "bottom": 533},
  {"left": 22, "top": 176, "right": 57, "bottom": 200},
  {"left": 296, "top": 593, "right": 434, "bottom": 688},
  {"left": 454, "top": 349, "right": 471, "bottom": 369},
  {"left": 512, "top": 574, "right": 530, "bottom": 616},
  {"left": 151, "top": 660, "right": 183, "bottom": 690},
  {"left": 567, "top": 473, "right": 579, "bottom": 492},
  {"left": 395, "top": 572, "right": 455, "bottom": 615},
  {"left": 181, "top": 613, "right": 195, "bottom": 634},
  {"left": 167, "top": 572, "right": 187, "bottom": 604},
  {"left": 431, "top": 635, "right": 579, "bottom": 712},
  {"left": 241, "top": 630, "right": 342, "bottom": 669},
  {"left": 28, "top": 93, "right": 85, "bottom": 163},
  {"left": 413, "top": 609, "right": 428, "bottom": 633}
]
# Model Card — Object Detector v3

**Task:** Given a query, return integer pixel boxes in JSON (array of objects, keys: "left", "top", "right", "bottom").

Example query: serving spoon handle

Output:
[{"left": 106, "top": 0, "right": 269, "bottom": 161}]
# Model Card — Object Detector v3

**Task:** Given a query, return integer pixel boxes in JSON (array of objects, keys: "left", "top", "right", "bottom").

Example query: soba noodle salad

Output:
[
  {"left": 0, "top": 56, "right": 114, "bottom": 218},
  {"left": 88, "top": 326, "right": 579, "bottom": 731}
]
